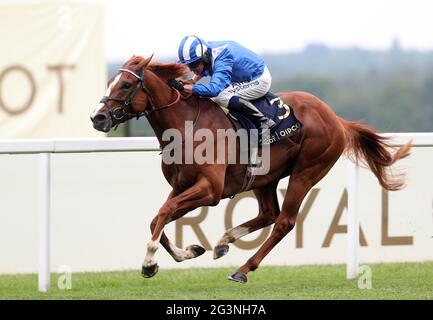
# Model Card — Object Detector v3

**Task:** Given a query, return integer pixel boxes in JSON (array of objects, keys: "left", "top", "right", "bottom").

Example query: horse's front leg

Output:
[
  {"left": 146, "top": 191, "right": 205, "bottom": 263},
  {"left": 141, "top": 177, "right": 222, "bottom": 278}
]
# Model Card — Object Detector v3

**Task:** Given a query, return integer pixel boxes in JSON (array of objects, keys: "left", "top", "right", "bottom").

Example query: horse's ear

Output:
[{"left": 141, "top": 54, "right": 154, "bottom": 69}]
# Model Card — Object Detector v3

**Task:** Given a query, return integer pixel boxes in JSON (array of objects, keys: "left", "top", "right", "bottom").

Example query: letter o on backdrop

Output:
[{"left": 0, "top": 65, "right": 36, "bottom": 115}]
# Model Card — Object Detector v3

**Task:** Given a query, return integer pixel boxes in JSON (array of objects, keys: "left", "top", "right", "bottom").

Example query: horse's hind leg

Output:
[
  {"left": 214, "top": 181, "right": 280, "bottom": 259},
  {"left": 229, "top": 144, "right": 343, "bottom": 283}
]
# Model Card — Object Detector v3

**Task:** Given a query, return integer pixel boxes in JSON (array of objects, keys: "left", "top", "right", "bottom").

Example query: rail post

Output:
[
  {"left": 38, "top": 153, "right": 51, "bottom": 292},
  {"left": 347, "top": 160, "right": 359, "bottom": 279}
]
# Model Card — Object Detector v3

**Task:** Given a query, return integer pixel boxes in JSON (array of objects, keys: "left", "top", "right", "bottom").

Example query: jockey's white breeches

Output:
[{"left": 211, "top": 66, "right": 272, "bottom": 107}]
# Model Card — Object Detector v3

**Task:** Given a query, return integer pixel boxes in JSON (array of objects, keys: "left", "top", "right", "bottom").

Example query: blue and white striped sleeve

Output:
[{"left": 192, "top": 50, "right": 234, "bottom": 97}]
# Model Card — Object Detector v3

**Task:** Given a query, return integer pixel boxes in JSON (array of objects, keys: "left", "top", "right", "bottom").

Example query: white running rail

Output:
[
  {"left": 346, "top": 132, "right": 433, "bottom": 279},
  {"left": 0, "top": 138, "right": 159, "bottom": 292}
]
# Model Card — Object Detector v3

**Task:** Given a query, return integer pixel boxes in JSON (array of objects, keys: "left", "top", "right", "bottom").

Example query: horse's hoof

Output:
[
  {"left": 186, "top": 244, "right": 206, "bottom": 258},
  {"left": 228, "top": 271, "right": 247, "bottom": 284},
  {"left": 213, "top": 244, "right": 229, "bottom": 260},
  {"left": 141, "top": 263, "right": 159, "bottom": 278}
]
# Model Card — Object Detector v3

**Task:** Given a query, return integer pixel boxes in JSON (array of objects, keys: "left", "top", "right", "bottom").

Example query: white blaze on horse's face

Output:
[{"left": 91, "top": 73, "right": 122, "bottom": 118}]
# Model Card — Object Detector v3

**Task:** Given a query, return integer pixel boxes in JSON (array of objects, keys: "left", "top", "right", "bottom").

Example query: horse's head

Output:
[{"left": 91, "top": 55, "right": 153, "bottom": 132}]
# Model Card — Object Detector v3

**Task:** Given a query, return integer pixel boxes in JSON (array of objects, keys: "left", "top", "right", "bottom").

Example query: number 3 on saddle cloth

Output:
[{"left": 225, "top": 92, "right": 303, "bottom": 146}]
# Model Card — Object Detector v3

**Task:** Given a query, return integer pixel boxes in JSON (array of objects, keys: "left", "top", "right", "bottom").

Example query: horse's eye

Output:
[{"left": 121, "top": 83, "right": 132, "bottom": 90}]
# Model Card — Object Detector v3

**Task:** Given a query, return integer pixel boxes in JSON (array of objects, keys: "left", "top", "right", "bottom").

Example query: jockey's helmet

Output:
[{"left": 177, "top": 35, "right": 208, "bottom": 65}]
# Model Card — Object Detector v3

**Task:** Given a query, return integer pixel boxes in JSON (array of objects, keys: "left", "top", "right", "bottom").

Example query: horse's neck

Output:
[
  {"left": 143, "top": 70, "right": 176, "bottom": 110},
  {"left": 143, "top": 71, "right": 196, "bottom": 147}
]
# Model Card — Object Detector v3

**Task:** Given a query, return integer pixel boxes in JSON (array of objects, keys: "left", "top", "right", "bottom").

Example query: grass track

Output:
[{"left": 1, "top": 262, "right": 432, "bottom": 300}]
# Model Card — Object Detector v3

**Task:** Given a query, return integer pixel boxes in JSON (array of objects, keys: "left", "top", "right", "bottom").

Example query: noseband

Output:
[{"left": 99, "top": 68, "right": 180, "bottom": 123}]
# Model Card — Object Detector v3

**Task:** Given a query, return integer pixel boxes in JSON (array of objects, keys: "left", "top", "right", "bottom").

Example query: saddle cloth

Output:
[{"left": 225, "top": 92, "right": 303, "bottom": 145}]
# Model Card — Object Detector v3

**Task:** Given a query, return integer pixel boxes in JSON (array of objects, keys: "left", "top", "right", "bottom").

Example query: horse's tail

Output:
[{"left": 339, "top": 118, "right": 412, "bottom": 191}]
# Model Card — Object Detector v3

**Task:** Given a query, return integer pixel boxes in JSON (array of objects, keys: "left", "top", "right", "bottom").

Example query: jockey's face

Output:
[{"left": 188, "top": 60, "right": 205, "bottom": 76}]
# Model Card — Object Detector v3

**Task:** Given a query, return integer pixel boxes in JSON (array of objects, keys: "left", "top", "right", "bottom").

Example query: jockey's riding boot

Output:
[{"left": 228, "top": 97, "right": 276, "bottom": 130}]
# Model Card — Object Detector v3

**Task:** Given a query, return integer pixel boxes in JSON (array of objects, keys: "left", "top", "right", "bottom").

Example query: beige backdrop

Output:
[{"left": 0, "top": 0, "right": 106, "bottom": 138}]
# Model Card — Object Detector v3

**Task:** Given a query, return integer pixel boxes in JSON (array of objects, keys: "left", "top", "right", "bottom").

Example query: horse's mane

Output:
[
  {"left": 123, "top": 55, "right": 189, "bottom": 81},
  {"left": 148, "top": 62, "right": 189, "bottom": 80}
]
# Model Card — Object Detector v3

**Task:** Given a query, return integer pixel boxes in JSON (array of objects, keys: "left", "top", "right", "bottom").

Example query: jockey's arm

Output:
[
  {"left": 181, "top": 75, "right": 203, "bottom": 93},
  {"left": 192, "top": 51, "right": 234, "bottom": 97}
]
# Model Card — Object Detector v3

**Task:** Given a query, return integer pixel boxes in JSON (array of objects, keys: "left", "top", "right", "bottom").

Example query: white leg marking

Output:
[
  {"left": 217, "top": 226, "right": 250, "bottom": 246},
  {"left": 168, "top": 243, "right": 197, "bottom": 262},
  {"left": 143, "top": 240, "right": 159, "bottom": 267},
  {"left": 142, "top": 232, "right": 163, "bottom": 267}
]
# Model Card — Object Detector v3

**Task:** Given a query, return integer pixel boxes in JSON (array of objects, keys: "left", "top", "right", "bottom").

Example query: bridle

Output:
[
  {"left": 99, "top": 68, "right": 181, "bottom": 124},
  {"left": 98, "top": 67, "right": 201, "bottom": 150}
]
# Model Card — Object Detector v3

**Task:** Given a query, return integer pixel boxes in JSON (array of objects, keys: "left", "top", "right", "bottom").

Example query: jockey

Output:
[{"left": 177, "top": 35, "right": 276, "bottom": 130}]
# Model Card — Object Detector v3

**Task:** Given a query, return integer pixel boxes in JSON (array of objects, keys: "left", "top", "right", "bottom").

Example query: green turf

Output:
[{"left": 1, "top": 262, "right": 432, "bottom": 300}]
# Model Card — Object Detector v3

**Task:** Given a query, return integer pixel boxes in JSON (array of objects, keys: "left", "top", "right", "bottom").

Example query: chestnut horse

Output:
[{"left": 91, "top": 55, "right": 411, "bottom": 283}]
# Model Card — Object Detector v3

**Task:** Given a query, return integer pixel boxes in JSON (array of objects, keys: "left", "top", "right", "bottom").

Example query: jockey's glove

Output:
[{"left": 167, "top": 79, "right": 185, "bottom": 91}]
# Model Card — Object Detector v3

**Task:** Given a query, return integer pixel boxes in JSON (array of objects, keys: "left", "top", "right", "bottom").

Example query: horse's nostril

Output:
[{"left": 93, "top": 113, "right": 107, "bottom": 124}]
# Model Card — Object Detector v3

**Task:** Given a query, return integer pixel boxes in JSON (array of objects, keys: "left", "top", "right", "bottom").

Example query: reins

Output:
[
  {"left": 100, "top": 67, "right": 202, "bottom": 152},
  {"left": 140, "top": 89, "right": 181, "bottom": 118},
  {"left": 99, "top": 68, "right": 184, "bottom": 126},
  {"left": 117, "top": 68, "right": 182, "bottom": 120}
]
